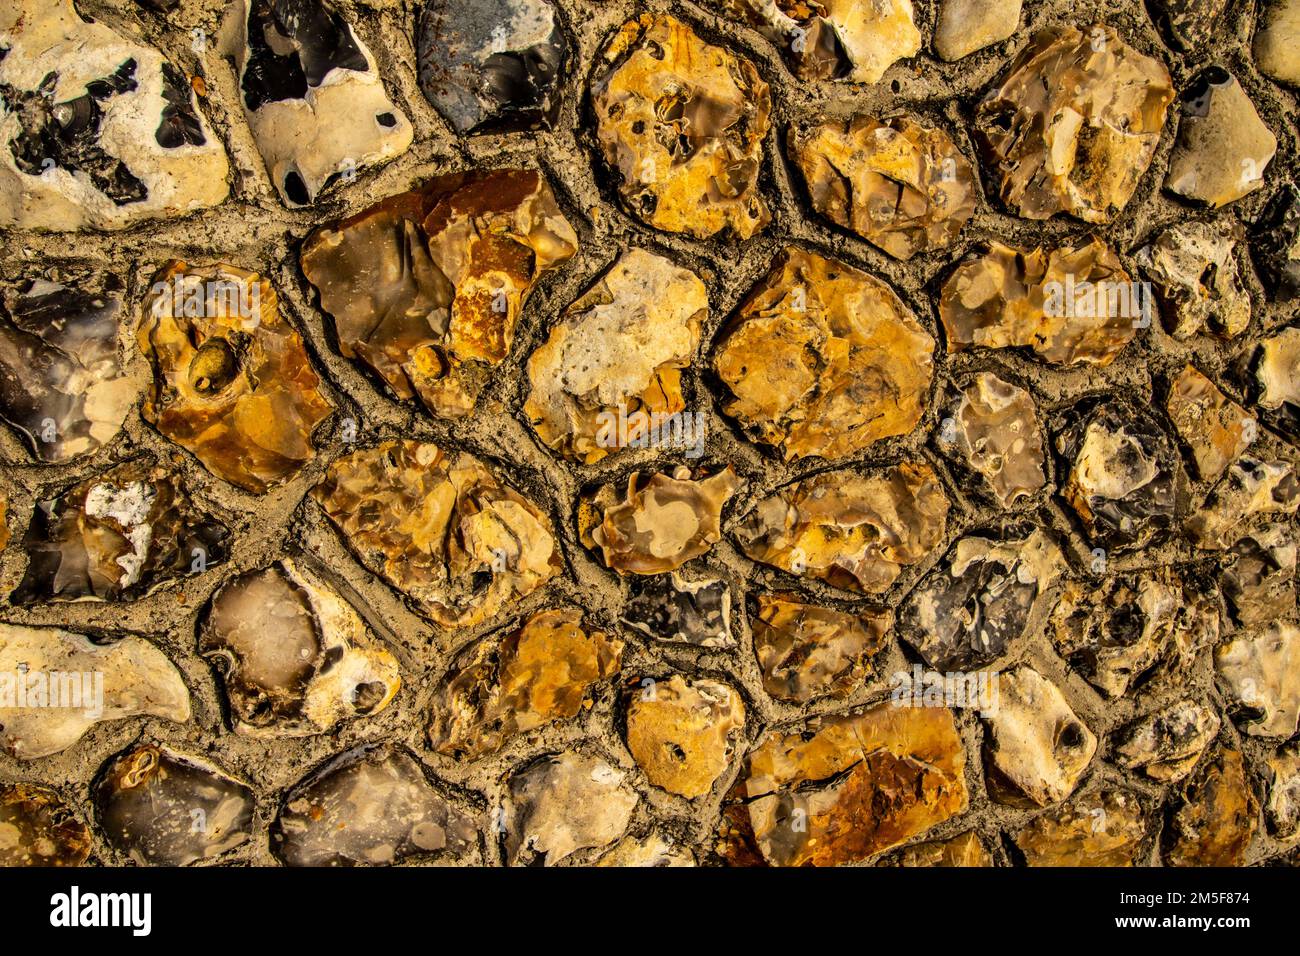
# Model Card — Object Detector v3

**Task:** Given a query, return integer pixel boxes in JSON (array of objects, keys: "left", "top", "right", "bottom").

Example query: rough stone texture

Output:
[
  {"left": 0, "top": 783, "right": 91, "bottom": 866},
  {"left": 1013, "top": 789, "right": 1148, "bottom": 866},
  {"left": 974, "top": 25, "right": 1173, "bottom": 223},
  {"left": 592, "top": 14, "right": 770, "bottom": 240},
  {"left": 790, "top": 115, "right": 975, "bottom": 260},
  {"left": 1165, "top": 69, "right": 1276, "bottom": 209},
  {"left": 724, "top": 704, "right": 967, "bottom": 866},
  {"left": 935, "top": 373, "right": 1047, "bottom": 507},
  {"left": 2, "top": 0, "right": 1299, "bottom": 872},
  {"left": 934, "top": 0, "right": 1021, "bottom": 61},
  {"left": 885, "top": 830, "right": 993, "bottom": 867},
  {"left": 1215, "top": 622, "right": 1300, "bottom": 738},
  {"left": 1112, "top": 699, "right": 1220, "bottom": 782},
  {"left": 625, "top": 675, "right": 744, "bottom": 799},
  {"left": 751, "top": 593, "right": 891, "bottom": 703},
  {"left": 713, "top": 247, "right": 934, "bottom": 461},
  {"left": 1164, "top": 748, "right": 1257, "bottom": 867}
]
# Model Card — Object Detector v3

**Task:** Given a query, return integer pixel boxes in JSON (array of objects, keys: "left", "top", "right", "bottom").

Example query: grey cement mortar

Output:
[{"left": 0, "top": 0, "right": 1297, "bottom": 866}]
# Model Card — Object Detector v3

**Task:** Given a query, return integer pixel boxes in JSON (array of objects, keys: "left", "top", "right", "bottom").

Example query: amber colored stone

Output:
[
  {"left": 727, "top": 704, "right": 968, "bottom": 867},
  {"left": 626, "top": 675, "right": 745, "bottom": 799},
  {"left": 140, "top": 261, "right": 333, "bottom": 493},
  {"left": 1221, "top": 524, "right": 1296, "bottom": 627},
  {"left": 1014, "top": 790, "right": 1148, "bottom": 866},
  {"left": 592, "top": 15, "right": 771, "bottom": 240},
  {"left": 1164, "top": 748, "right": 1257, "bottom": 867},
  {"left": 201, "top": 559, "right": 401, "bottom": 737},
  {"left": 581, "top": 466, "right": 740, "bottom": 575},
  {"left": 887, "top": 831, "right": 993, "bottom": 867},
  {"left": 751, "top": 593, "right": 891, "bottom": 703},
  {"left": 939, "top": 239, "right": 1139, "bottom": 366},
  {"left": 1166, "top": 365, "right": 1253, "bottom": 482},
  {"left": 429, "top": 608, "right": 622, "bottom": 759},
  {"left": 935, "top": 373, "right": 1046, "bottom": 507},
  {"left": 974, "top": 25, "right": 1173, "bottom": 223},
  {"left": 0, "top": 784, "right": 92, "bottom": 866},
  {"left": 301, "top": 169, "right": 577, "bottom": 418},
  {"left": 790, "top": 116, "right": 975, "bottom": 260},
  {"left": 1252, "top": 327, "right": 1300, "bottom": 443},
  {"left": 983, "top": 667, "right": 1096, "bottom": 807},
  {"left": 1265, "top": 743, "right": 1300, "bottom": 838},
  {"left": 713, "top": 247, "right": 934, "bottom": 461},
  {"left": 1165, "top": 69, "right": 1275, "bottom": 209},
  {"left": 312, "top": 440, "right": 560, "bottom": 628},
  {"left": 12, "top": 458, "right": 229, "bottom": 603},
  {"left": 718, "top": 0, "right": 920, "bottom": 83},
  {"left": 525, "top": 249, "right": 706, "bottom": 464},
  {"left": 734, "top": 461, "right": 949, "bottom": 594},
  {"left": 595, "top": 831, "right": 695, "bottom": 867}
]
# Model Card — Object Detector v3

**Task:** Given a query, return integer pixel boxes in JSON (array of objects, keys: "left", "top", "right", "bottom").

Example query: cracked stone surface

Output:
[{"left": 2, "top": 0, "right": 1299, "bottom": 872}]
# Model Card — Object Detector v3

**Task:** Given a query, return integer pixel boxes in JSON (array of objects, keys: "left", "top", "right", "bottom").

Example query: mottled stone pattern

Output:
[{"left": 0, "top": 0, "right": 1297, "bottom": 871}]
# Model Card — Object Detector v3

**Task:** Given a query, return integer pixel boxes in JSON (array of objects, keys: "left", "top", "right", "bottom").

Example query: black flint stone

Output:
[{"left": 241, "top": 0, "right": 369, "bottom": 113}]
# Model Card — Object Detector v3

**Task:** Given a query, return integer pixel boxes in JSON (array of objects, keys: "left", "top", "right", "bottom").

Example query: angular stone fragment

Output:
[
  {"left": 1164, "top": 748, "right": 1257, "bottom": 867},
  {"left": 934, "top": 0, "right": 1021, "bottom": 61},
  {"left": 1050, "top": 572, "right": 1220, "bottom": 698},
  {"left": 274, "top": 744, "right": 477, "bottom": 866},
  {"left": 1252, "top": 185, "right": 1300, "bottom": 301},
  {"left": 0, "top": 624, "right": 190, "bottom": 759},
  {"left": 0, "top": 277, "right": 135, "bottom": 462},
  {"left": 592, "top": 15, "right": 771, "bottom": 240},
  {"left": 1251, "top": 327, "right": 1300, "bottom": 442},
  {"left": 1265, "top": 743, "right": 1300, "bottom": 837},
  {"left": 900, "top": 529, "right": 1064, "bottom": 672},
  {"left": 983, "top": 667, "right": 1097, "bottom": 807},
  {"left": 140, "top": 262, "right": 333, "bottom": 493},
  {"left": 417, "top": 0, "right": 567, "bottom": 134},
  {"left": 1165, "top": 69, "right": 1275, "bottom": 209},
  {"left": 939, "top": 240, "right": 1139, "bottom": 366},
  {"left": 752, "top": 593, "right": 891, "bottom": 703},
  {"left": 1222, "top": 524, "right": 1296, "bottom": 626},
  {"left": 1148, "top": 0, "right": 1229, "bottom": 50},
  {"left": 12, "top": 459, "right": 230, "bottom": 603},
  {"left": 229, "top": 0, "right": 413, "bottom": 206},
  {"left": 301, "top": 170, "right": 577, "bottom": 418},
  {"left": 1256, "top": 0, "right": 1300, "bottom": 86},
  {"left": 720, "top": 0, "right": 920, "bottom": 82},
  {"left": 1013, "top": 789, "right": 1148, "bottom": 866},
  {"left": 201, "top": 560, "right": 400, "bottom": 737},
  {"left": 935, "top": 373, "right": 1046, "bottom": 508},
  {"left": 0, "top": 784, "right": 91, "bottom": 866},
  {"left": 1137, "top": 220, "right": 1251, "bottom": 339},
  {"left": 1058, "top": 402, "right": 1180, "bottom": 551},
  {"left": 1187, "top": 457, "right": 1299, "bottom": 549},
  {"left": 713, "top": 248, "right": 933, "bottom": 461},
  {"left": 623, "top": 572, "right": 734, "bottom": 648},
  {"left": 581, "top": 467, "right": 740, "bottom": 575},
  {"left": 0, "top": 0, "right": 230, "bottom": 230},
  {"left": 974, "top": 26, "right": 1173, "bottom": 223},
  {"left": 595, "top": 831, "right": 694, "bottom": 867},
  {"left": 96, "top": 746, "right": 255, "bottom": 866},
  {"left": 525, "top": 249, "right": 706, "bottom": 463},
  {"left": 429, "top": 608, "right": 622, "bottom": 759},
  {"left": 888, "top": 831, "right": 993, "bottom": 867},
  {"left": 502, "top": 752, "right": 638, "bottom": 866},
  {"left": 626, "top": 676, "right": 744, "bottom": 798},
  {"left": 1166, "top": 365, "right": 1253, "bottom": 482},
  {"left": 312, "top": 440, "right": 560, "bottom": 628},
  {"left": 1113, "top": 699, "right": 1220, "bottom": 782},
  {"left": 789, "top": 116, "right": 975, "bottom": 260},
  {"left": 1215, "top": 623, "right": 1300, "bottom": 738},
  {"left": 734, "top": 461, "right": 949, "bottom": 594},
  {"left": 728, "top": 704, "right": 967, "bottom": 867}
]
